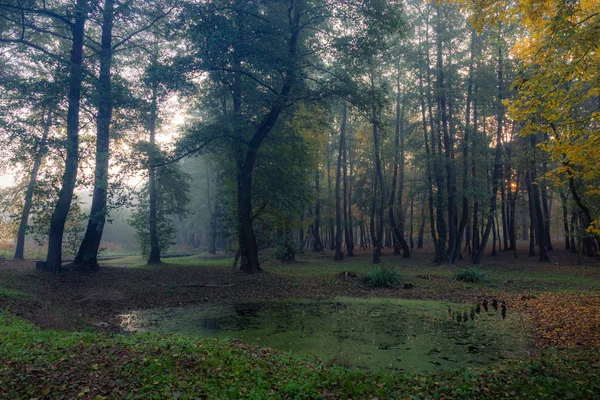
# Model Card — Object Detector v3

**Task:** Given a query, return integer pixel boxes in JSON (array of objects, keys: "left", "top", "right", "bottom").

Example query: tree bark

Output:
[
  {"left": 74, "top": 0, "right": 114, "bottom": 270},
  {"left": 342, "top": 106, "right": 353, "bottom": 257},
  {"left": 370, "top": 68, "right": 385, "bottom": 264},
  {"left": 472, "top": 33, "right": 504, "bottom": 265},
  {"left": 238, "top": 5, "right": 301, "bottom": 273},
  {"left": 312, "top": 170, "right": 323, "bottom": 251},
  {"left": 147, "top": 39, "right": 161, "bottom": 265},
  {"left": 436, "top": 4, "right": 456, "bottom": 264},
  {"left": 389, "top": 60, "right": 410, "bottom": 258},
  {"left": 334, "top": 103, "right": 346, "bottom": 261},
  {"left": 417, "top": 26, "right": 439, "bottom": 257},
  {"left": 452, "top": 28, "right": 476, "bottom": 265},
  {"left": 14, "top": 108, "right": 52, "bottom": 260},
  {"left": 45, "top": 0, "right": 87, "bottom": 271}
]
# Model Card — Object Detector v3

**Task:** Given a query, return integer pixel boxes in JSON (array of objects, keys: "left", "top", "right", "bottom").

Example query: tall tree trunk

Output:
[
  {"left": 74, "top": 0, "right": 114, "bottom": 270},
  {"left": 560, "top": 189, "right": 570, "bottom": 250},
  {"left": 14, "top": 109, "right": 52, "bottom": 260},
  {"left": 334, "top": 104, "right": 346, "bottom": 261},
  {"left": 342, "top": 108, "right": 353, "bottom": 257},
  {"left": 327, "top": 146, "right": 335, "bottom": 250},
  {"left": 237, "top": 5, "right": 300, "bottom": 273},
  {"left": 540, "top": 161, "right": 554, "bottom": 251},
  {"left": 45, "top": 0, "right": 87, "bottom": 271},
  {"left": 208, "top": 168, "right": 219, "bottom": 254},
  {"left": 570, "top": 212, "right": 578, "bottom": 253},
  {"left": 436, "top": 4, "right": 456, "bottom": 264},
  {"left": 417, "top": 203, "right": 425, "bottom": 249},
  {"left": 147, "top": 39, "right": 161, "bottom": 264},
  {"left": 527, "top": 175, "right": 536, "bottom": 257},
  {"left": 472, "top": 32, "right": 504, "bottom": 264},
  {"left": 452, "top": 28, "right": 476, "bottom": 264},
  {"left": 425, "top": 10, "right": 446, "bottom": 262},
  {"left": 418, "top": 27, "right": 439, "bottom": 257},
  {"left": 370, "top": 68, "right": 385, "bottom": 264},
  {"left": 501, "top": 165, "right": 509, "bottom": 251},
  {"left": 312, "top": 170, "right": 323, "bottom": 251},
  {"left": 529, "top": 136, "right": 550, "bottom": 262},
  {"left": 568, "top": 176, "right": 599, "bottom": 256},
  {"left": 347, "top": 135, "right": 355, "bottom": 254},
  {"left": 471, "top": 81, "right": 480, "bottom": 255},
  {"left": 389, "top": 60, "right": 410, "bottom": 258},
  {"left": 409, "top": 193, "right": 414, "bottom": 249}
]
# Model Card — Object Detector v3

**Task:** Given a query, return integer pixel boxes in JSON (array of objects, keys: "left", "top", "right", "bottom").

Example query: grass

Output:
[
  {"left": 1, "top": 311, "right": 599, "bottom": 399},
  {"left": 455, "top": 267, "right": 490, "bottom": 283},
  {"left": 0, "top": 286, "right": 36, "bottom": 300},
  {"left": 362, "top": 267, "right": 403, "bottom": 287}
]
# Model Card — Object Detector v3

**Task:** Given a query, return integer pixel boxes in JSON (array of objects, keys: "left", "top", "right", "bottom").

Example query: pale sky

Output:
[{"left": 0, "top": 97, "right": 188, "bottom": 191}]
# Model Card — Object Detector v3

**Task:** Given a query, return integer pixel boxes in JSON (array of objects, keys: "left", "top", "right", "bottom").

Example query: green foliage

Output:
[
  {"left": 274, "top": 232, "right": 297, "bottom": 262},
  {"left": 362, "top": 267, "right": 403, "bottom": 288},
  {"left": 455, "top": 267, "right": 490, "bottom": 283},
  {"left": 129, "top": 164, "right": 190, "bottom": 258}
]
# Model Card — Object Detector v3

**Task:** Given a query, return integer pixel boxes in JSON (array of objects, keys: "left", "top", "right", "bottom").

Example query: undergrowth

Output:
[
  {"left": 456, "top": 267, "right": 490, "bottom": 283},
  {"left": 362, "top": 267, "right": 403, "bottom": 288}
]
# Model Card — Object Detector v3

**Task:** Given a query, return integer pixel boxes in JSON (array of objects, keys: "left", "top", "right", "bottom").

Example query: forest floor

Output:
[{"left": 1, "top": 243, "right": 599, "bottom": 399}]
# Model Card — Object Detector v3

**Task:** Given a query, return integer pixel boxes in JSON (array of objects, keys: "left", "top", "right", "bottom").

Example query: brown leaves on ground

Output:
[{"left": 509, "top": 292, "right": 600, "bottom": 349}]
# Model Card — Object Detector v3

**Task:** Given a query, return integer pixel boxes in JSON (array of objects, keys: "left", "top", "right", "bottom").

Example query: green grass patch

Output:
[
  {"left": 1, "top": 311, "right": 599, "bottom": 399},
  {"left": 455, "top": 267, "right": 490, "bottom": 283},
  {"left": 362, "top": 267, "right": 403, "bottom": 287},
  {"left": 0, "top": 286, "right": 36, "bottom": 300}
]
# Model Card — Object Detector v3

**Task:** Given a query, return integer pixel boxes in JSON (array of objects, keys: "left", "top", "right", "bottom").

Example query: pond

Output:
[{"left": 120, "top": 297, "right": 530, "bottom": 372}]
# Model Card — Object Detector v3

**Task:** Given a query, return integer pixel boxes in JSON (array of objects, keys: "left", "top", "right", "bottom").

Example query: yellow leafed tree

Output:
[{"left": 454, "top": 0, "right": 600, "bottom": 240}]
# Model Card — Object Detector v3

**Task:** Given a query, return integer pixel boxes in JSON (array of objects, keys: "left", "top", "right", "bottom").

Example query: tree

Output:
[
  {"left": 0, "top": 0, "right": 89, "bottom": 270},
  {"left": 130, "top": 163, "right": 189, "bottom": 259},
  {"left": 181, "top": 0, "right": 405, "bottom": 273}
]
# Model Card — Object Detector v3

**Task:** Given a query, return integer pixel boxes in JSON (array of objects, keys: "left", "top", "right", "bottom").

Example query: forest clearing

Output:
[{"left": 1, "top": 0, "right": 599, "bottom": 398}]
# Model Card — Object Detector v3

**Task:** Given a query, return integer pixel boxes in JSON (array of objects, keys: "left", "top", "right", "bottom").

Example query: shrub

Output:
[
  {"left": 363, "top": 267, "right": 403, "bottom": 288},
  {"left": 455, "top": 267, "right": 489, "bottom": 283}
]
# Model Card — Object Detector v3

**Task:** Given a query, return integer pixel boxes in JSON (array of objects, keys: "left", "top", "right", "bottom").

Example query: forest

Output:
[{"left": 0, "top": 0, "right": 599, "bottom": 399}]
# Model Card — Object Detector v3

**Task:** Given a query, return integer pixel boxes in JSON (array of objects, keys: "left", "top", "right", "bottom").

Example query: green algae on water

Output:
[{"left": 120, "top": 297, "right": 530, "bottom": 372}]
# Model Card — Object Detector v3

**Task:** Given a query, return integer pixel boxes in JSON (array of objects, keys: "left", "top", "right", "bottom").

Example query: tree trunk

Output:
[
  {"left": 334, "top": 104, "right": 346, "bottom": 261},
  {"left": 208, "top": 171, "right": 219, "bottom": 254},
  {"left": 417, "top": 26, "right": 439, "bottom": 258},
  {"left": 370, "top": 68, "right": 385, "bottom": 264},
  {"left": 327, "top": 145, "right": 335, "bottom": 250},
  {"left": 452, "top": 28, "right": 476, "bottom": 264},
  {"left": 570, "top": 212, "right": 578, "bottom": 253},
  {"left": 472, "top": 34, "right": 504, "bottom": 264},
  {"left": 417, "top": 204, "right": 425, "bottom": 249},
  {"left": 312, "top": 170, "right": 323, "bottom": 251},
  {"left": 436, "top": 4, "right": 456, "bottom": 264},
  {"left": 74, "top": 0, "right": 114, "bottom": 270},
  {"left": 14, "top": 109, "right": 52, "bottom": 260},
  {"left": 45, "top": 0, "right": 87, "bottom": 271},
  {"left": 540, "top": 161, "right": 554, "bottom": 251},
  {"left": 147, "top": 39, "right": 161, "bottom": 265},
  {"left": 389, "top": 60, "right": 410, "bottom": 258},
  {"left": 347, "top": 134, "right": 355, "bottom": 255},
  {"left": 342, "top": 107, "right": 353, "bottom": 257},
  {"left": 560, "top": 190, "right": 570, "bottom": 250}
]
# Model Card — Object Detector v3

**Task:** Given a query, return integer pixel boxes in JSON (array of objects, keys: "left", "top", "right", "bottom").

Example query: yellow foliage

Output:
[{"left": 454, "top": 0, "right": 600, "bottom": 232}]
